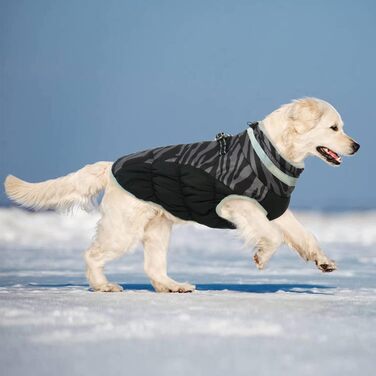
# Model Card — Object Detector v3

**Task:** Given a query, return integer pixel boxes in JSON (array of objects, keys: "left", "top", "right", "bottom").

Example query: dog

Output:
[{"left": 4, "top": 98, "right": 359, "bottom": 293}]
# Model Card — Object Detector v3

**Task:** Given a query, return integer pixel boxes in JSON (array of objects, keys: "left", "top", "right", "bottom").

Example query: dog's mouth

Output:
[{"left": 316, "top": 146, "right": 342, "bottom": 165}]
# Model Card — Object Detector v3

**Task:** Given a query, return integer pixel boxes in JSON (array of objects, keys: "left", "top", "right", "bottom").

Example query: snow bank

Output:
[{"left": 0, "top": 208, "right": 375, "bottom": 376}]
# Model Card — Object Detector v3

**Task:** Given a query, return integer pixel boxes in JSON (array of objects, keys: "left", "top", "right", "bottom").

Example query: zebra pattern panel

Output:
[{"left": 112, "top": 123, "right": 303, "bottom": 201}]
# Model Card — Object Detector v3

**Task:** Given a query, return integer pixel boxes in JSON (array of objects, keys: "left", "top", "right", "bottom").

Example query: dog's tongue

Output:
[
  {"left": 327, "top": 149, "right": 338, "bottom": 159},
  {"left": 326, "top": 148, "right": 341, "bottom": 162}
]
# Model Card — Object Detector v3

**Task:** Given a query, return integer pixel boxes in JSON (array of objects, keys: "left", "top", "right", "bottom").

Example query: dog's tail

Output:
[{"left": 4, "top": 161, "right": 112, "bottom": 212}]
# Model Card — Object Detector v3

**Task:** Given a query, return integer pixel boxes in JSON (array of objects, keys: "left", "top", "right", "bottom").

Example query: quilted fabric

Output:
[{"left": 111, "top": 123, "right": 304, "bottom": 229}]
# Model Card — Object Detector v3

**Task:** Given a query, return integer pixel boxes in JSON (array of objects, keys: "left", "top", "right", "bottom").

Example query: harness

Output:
[{"left": 111, "top": 122, "right": 304, "bottom": 229}]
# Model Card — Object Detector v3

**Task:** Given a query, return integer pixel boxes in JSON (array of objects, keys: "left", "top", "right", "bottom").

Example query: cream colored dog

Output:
[{"left": 4, "top": 98, "right": 359, "bottom": 293}]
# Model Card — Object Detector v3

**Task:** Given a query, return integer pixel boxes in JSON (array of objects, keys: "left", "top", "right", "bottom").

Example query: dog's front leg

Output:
[
  {"left": 217, "top": 197, "right": 283, "bottom": 269},
  {"left": 273, "top": 209, "right": 336, "bottom": 272}
]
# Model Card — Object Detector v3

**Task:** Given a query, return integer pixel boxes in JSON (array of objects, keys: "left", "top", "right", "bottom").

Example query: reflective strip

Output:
[{"left": 247, "top": 127, "right": 298, "bottom": 187}]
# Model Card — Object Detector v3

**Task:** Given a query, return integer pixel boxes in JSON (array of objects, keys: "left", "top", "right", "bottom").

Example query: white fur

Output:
[{"left": 4, "top": 97, "right": 358, "bottom": 292}]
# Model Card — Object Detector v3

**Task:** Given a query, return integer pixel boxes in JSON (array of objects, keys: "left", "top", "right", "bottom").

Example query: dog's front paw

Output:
[
  {"left": 315, "top": 259, "right": 336, "bottom": 273},
  {"left": 253, "top": 249, "right": 269, "bottom": 270},
  {"left": 93, "top": 283, "right": 124, "bottom": 292}
]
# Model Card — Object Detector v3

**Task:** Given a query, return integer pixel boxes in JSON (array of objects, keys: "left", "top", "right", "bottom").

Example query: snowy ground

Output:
[{"left": 0, "top": 207, "right": 375, "bottom": 376}]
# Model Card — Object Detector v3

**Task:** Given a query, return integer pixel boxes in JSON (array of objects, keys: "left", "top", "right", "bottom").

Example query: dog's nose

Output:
[{"left": 351, "top": 141, "right": 360, "bottom": 154}]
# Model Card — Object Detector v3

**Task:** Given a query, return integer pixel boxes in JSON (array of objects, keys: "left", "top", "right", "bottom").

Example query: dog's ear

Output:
[{"left": 288, "top": 98, "right": 324, "bottom": 134}]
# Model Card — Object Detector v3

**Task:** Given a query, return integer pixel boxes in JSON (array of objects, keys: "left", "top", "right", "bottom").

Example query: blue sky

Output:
[{"left": 1, "top": 0, "right": 375, "bottom": 209}]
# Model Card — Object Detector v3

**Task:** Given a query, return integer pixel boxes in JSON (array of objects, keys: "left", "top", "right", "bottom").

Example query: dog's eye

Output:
[{"left": 330, "top": 125, "right": 338, "bottom": 131}]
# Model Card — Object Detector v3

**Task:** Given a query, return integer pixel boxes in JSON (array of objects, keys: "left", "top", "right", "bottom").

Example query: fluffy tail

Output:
[{"left": 4, "top": 161, "right": 112, "bottom": 211}]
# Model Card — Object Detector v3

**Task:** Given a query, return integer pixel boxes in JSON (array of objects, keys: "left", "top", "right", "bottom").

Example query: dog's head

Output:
[{"left": 282, "top": 98, "right": 359, "bottom": 166}]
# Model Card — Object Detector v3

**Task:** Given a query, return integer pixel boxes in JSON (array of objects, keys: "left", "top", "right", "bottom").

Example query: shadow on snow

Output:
[{"left": 21, "top": 282, "right": 334, "bottom": 294}]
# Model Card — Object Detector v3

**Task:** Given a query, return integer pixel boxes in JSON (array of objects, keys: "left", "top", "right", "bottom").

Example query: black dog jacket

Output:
[{"left": 111, "top": 122, "right": 304, "bottom": 229}]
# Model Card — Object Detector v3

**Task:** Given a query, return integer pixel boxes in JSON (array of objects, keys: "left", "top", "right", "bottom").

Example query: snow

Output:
[{"left": 0, "top": 207, "right": 375, "bottom": 376}]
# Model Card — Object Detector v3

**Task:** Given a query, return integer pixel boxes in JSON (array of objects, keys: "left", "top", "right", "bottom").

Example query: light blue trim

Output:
[
  {"left": 247, "top": 127, "right": 298, "bottom": 187},
  {"left": 258, "top": 121, "right": 304, "bottom": 169}
]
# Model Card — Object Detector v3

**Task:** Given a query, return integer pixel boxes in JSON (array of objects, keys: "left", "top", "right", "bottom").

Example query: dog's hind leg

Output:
[
  {"left": 217, "top": 197, "right": 283, "bottom": 270},
  {"left": 85, "top": 212, "right": 146, "bottom": 292},
  {"left": 85, "top": 241, "right": 125, "bottom": 292},
  {"left": 142, "top": 215, "right": 195, "bottom": 293},
  {"left": 85, "top": 209, "right": 153, "bottom": 292},
  {"left": 85, "top": 182, "right": 157, "bottom": 292}
]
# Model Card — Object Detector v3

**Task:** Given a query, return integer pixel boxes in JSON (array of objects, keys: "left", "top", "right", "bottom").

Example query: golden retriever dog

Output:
[{"left": 4, "top": 98, "right": 359, "bottom": 293}]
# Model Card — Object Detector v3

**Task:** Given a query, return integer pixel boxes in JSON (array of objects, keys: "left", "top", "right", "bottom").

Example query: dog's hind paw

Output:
[
  {"left": 169, "top": 282, "right": 196, "bottom": 293},
  {"left": 152, "top": 280, "right": 195, "bottom": 293},
  {"left": 93, "top": 283, "right": 124, "bottom": 292}
]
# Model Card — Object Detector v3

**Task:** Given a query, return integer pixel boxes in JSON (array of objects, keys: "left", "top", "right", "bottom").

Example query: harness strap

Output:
[{"left": 215, "top": 132, "right": 231, "bottom": 156}]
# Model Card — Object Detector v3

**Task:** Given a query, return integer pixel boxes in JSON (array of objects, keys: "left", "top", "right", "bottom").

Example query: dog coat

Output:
[{"left": 111, "top": 122, "right": 304, "bottom": 229}]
